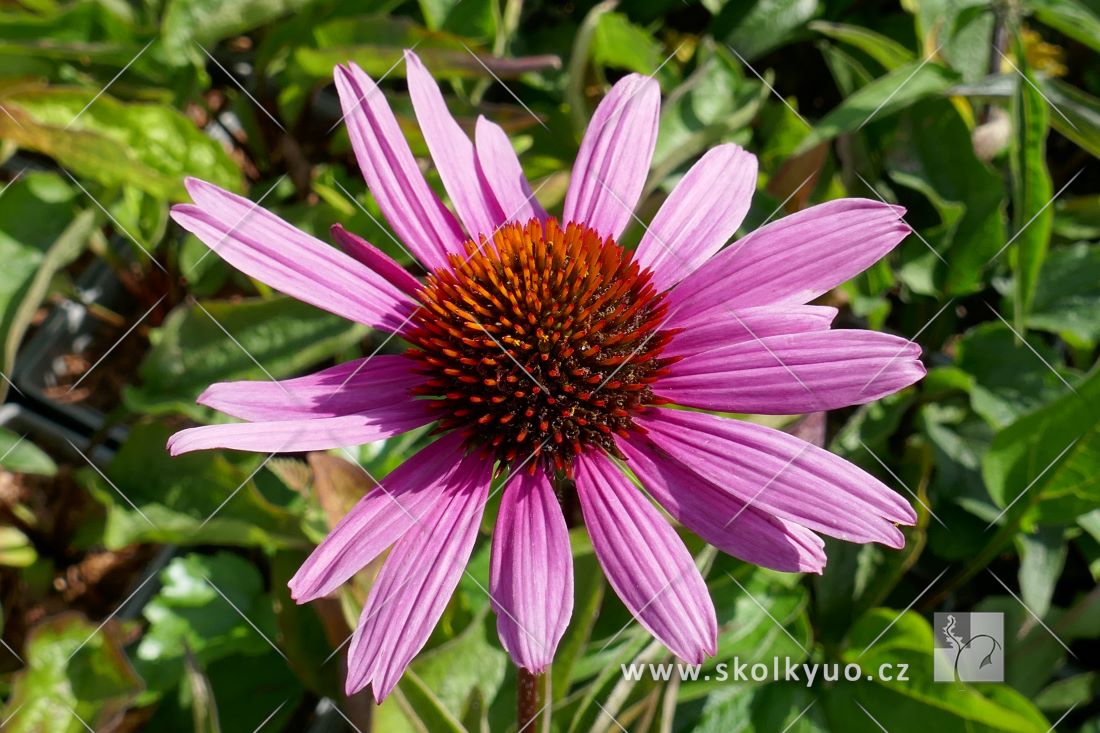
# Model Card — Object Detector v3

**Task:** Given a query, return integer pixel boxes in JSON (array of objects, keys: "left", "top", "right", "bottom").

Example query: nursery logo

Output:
[{"left": 933, "top": 612, "right": 1004, "bottom": 682}]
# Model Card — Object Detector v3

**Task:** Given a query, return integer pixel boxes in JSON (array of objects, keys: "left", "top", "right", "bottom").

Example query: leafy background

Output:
[{"left": 0, "top": 0, "right": 1099, "bottom": 731}]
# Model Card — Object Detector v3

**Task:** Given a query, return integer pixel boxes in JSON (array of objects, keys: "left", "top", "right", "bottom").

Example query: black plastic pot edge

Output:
[
  {"left": 0, "top": 402, "right": 113, "bottom": 467},
  {"left": 13, "top": 257, "right": 130, "bottom": 448}
]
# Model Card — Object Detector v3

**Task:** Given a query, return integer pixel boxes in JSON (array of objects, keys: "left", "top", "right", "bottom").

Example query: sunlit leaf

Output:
[{"left": 0, "top": 86, "right": 241, "bottom": 198}]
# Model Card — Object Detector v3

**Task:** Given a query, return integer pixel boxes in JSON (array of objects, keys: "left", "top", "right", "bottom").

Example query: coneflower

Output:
[{"left": 169, "top": 50, "right": 923, "bottom": 702}]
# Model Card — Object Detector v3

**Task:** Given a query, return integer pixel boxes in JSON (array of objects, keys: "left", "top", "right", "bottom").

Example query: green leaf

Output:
[
  {"left": 795, "top": 62, "right": 959, "bottom": 154},
  {"left": 373, "top": 614, "right": 505, "bottom": 733},
  {"left": 954, "top": 322, "right": 1068, "bottom": 428},
  {"left": 0, "top": 172, "right": 95, "bottom": 400},
  {"left": 831, "top": 390, "right": 916, "bottom": 465},
  {"left": 83, "top": 418, "right": 305, "bottom": 549},
  {"left": 688, "top": 684, "right": 821, "bottom": 733},
  {"left": 0, "top": 526, "right": 36, "bottom": 567},
  {"left": 983, "top": 364, "right": 1100, "bottom": 524},
  {"left": 1042, "top": 79, "right": 1100, "bottom": 160},
  {"left": 1054, "top": 195, "right": 1100, "bottom": 240},
  {"left": 418, "top": 0, "right": 495, "bottom": 39},
  {"left": 651, "top": 41, "right": 766, "bottom": 186},
  {"left": 125, "top": 296, "right": 366, "bottom": 417},
  {"left": 809, "top": 20, "right": 914, "bottom": 70},
  {"left": 714, "top": 0, "right": 819, "bottom": 61},
  {"left": 591, "top": 12, "right": 665, "bottom": 75},
  {"left": 288, "top": 15, "right": 534, "bottom": 87},
  {"left": 138, "top": 553, "right": 304, "bottom": 731},
  {"left": 920, "top": 402, "right": 996, "bottom": 518},
  {"left": 161, "top": 0, "right": 319, "bottom": 65},
  {"left": 0, "top": 613, "right": 143, "bottom": 733},
  {"left": 907, "top": 0, "right": 994, "bottom": 82},
  {"left": 979, "top": 593, "right": 1100, "bottom": 696},
  {"left": 1025, "top": 242, "right": 1100, "bottom": 342},
  {"left": 887, "top": 99, "right": 1007, "bottom": 295},
  {"left": 0, "top": 427, "right": 57, "bottom": 476},
  {"left": 391, "top": 670, "right": 468, "bottom": 733},
  {"left": 678, "top": 566, "right": 811, "bottom": 700},
  {"left": 830, "top": 609, "right": 1049, "bottom": 732},
  {"left": 1016, "top": 525, "right": 1067, "bottom": 618},
  {"left": 0, "top": 1, "right": 143, "bottom": 77},
  {"left": 135, "top": 552, "right": 278, "bottom": 693},
  {"left": 1028, "top": 0, "right": 1100, "bottom": 55},
  {"left": 0, "top": 86, "right": 240, "bottom": 199},
  {"left": 1034, "top": 672, "right": 1098, "bottom": 713},
  {"left": 1009, "top": 48, "right": 1054, "bottom": 332},
  {"left": 411, "top": 613, "right": 508, "bottom": 718}
]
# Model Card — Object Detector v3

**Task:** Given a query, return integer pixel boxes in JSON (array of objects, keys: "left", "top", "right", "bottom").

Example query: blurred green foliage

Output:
[{"left": 0, "top": 0, "right": 1099, "bottom": 731}]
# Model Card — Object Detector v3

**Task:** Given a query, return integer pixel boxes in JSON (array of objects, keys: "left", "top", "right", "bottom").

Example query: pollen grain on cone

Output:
[{"left": 404, "top": 217, "right": 676, "bottom": 473}]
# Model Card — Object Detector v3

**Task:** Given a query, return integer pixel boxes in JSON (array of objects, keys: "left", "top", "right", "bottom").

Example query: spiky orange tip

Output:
[{"left": 404, "top": 217, "right": 677, "bottom": 475}]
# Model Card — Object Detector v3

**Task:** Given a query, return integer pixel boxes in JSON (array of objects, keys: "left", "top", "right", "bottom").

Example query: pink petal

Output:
[
  {"left": 574, "top": 450, "right": 716, "bottom": 663},
  {"left": 331, "top": 224, "right": 423, "bottom": 297},
  {"left": 289, "top": 432, "right": 474, "bottom": 603},
  {"left": 345, "top": 449, "right": 492, "bottom": 700},
  {"left": 563, "top": 74, "right": 660, "bottom": 239},
  {"left": 618, "top": 433, "right": 826, "bottom": 573},
  {"left": 334, "top": 62, "right": 464, "bottom": 271},
  {"left": 171, "top": 179, "right": 413, "bottom": 333},
  {"left": 666, "top": 304, "right": 837, "bottom": 354},
  {"left": 405, "top": 50, "right": 504, "bottom": 239},
  {"left": 668, "top": 199, "right": 910, "bottom": 321},
  {"left": 166, "top": 404, "right": 431, "bottom": 456},
  {"left": 489, "top": 469, "right": 573, "bottom": 673},
  {"left": 636, "top": 409, "right": 915, "bottom": 547},
  {"left": 475, "top": 116, "right": 548, "bottom": 224},
  {"left": 197, "top": 355, "right": 423, "bottom": 422},
  {"left": 635, "top": 144, "right": 758, "bottom": 291},
  {"left": 658, "top": 330, "right": 925, "bottom": 414}
]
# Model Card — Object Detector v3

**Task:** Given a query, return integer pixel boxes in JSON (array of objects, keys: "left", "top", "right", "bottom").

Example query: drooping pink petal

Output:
[
  {"left": 574, "top": 450, "right": 716, "bottom": 663},
  {"left": 489, "top": 469, "right": 573, "bottom": 673},
  {"left": 668, "top": 199, "right": 910, "bottom": 321},
  {"left": 618, "top": 434, "right": 826, "bottom": 573},
  {"left": 635, "top": 144, "right": 758, "bottom": 291},
  {"left": 657, "top": 330, "right": 925, "bottom": 415},
  {"left": 330, "top": 224, "right": 423, "bottom": 297},
  {"left": 666, "top": 304, "right": 837, "bottom": 354},
  {"left": 475, "top": 116, "right": 548, "bottom": 224},
  {"left": 636, "top": 408, "right": 915, "bottom": 547},
  {"left": 197, "top": 355, "right": 422, "bottom": 422},
  {"left": 166, "top": 405, "right": 431, "bottom": 456},
  {"left": 405, "top": 50, "right": 504, "bottom": 238},
  {"left": 345, "top": 449, "right": 492, "bottom": 700},
  {"left": 288, "top": 432, "right": 473, "bottom": 603},
  {"left": 334, "top": 62, "right": 464, "bottom": 271},
  {"left": 171, "top": 179, "right": 413, "bottom": 333},
  {"left": 563, "top": 74, "right": 660, "bottom": 240}
]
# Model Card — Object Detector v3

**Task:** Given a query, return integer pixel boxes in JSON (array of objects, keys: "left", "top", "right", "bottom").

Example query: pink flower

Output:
[{"left": 168, "top": 51, "right": 923, "bottom": 701}]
